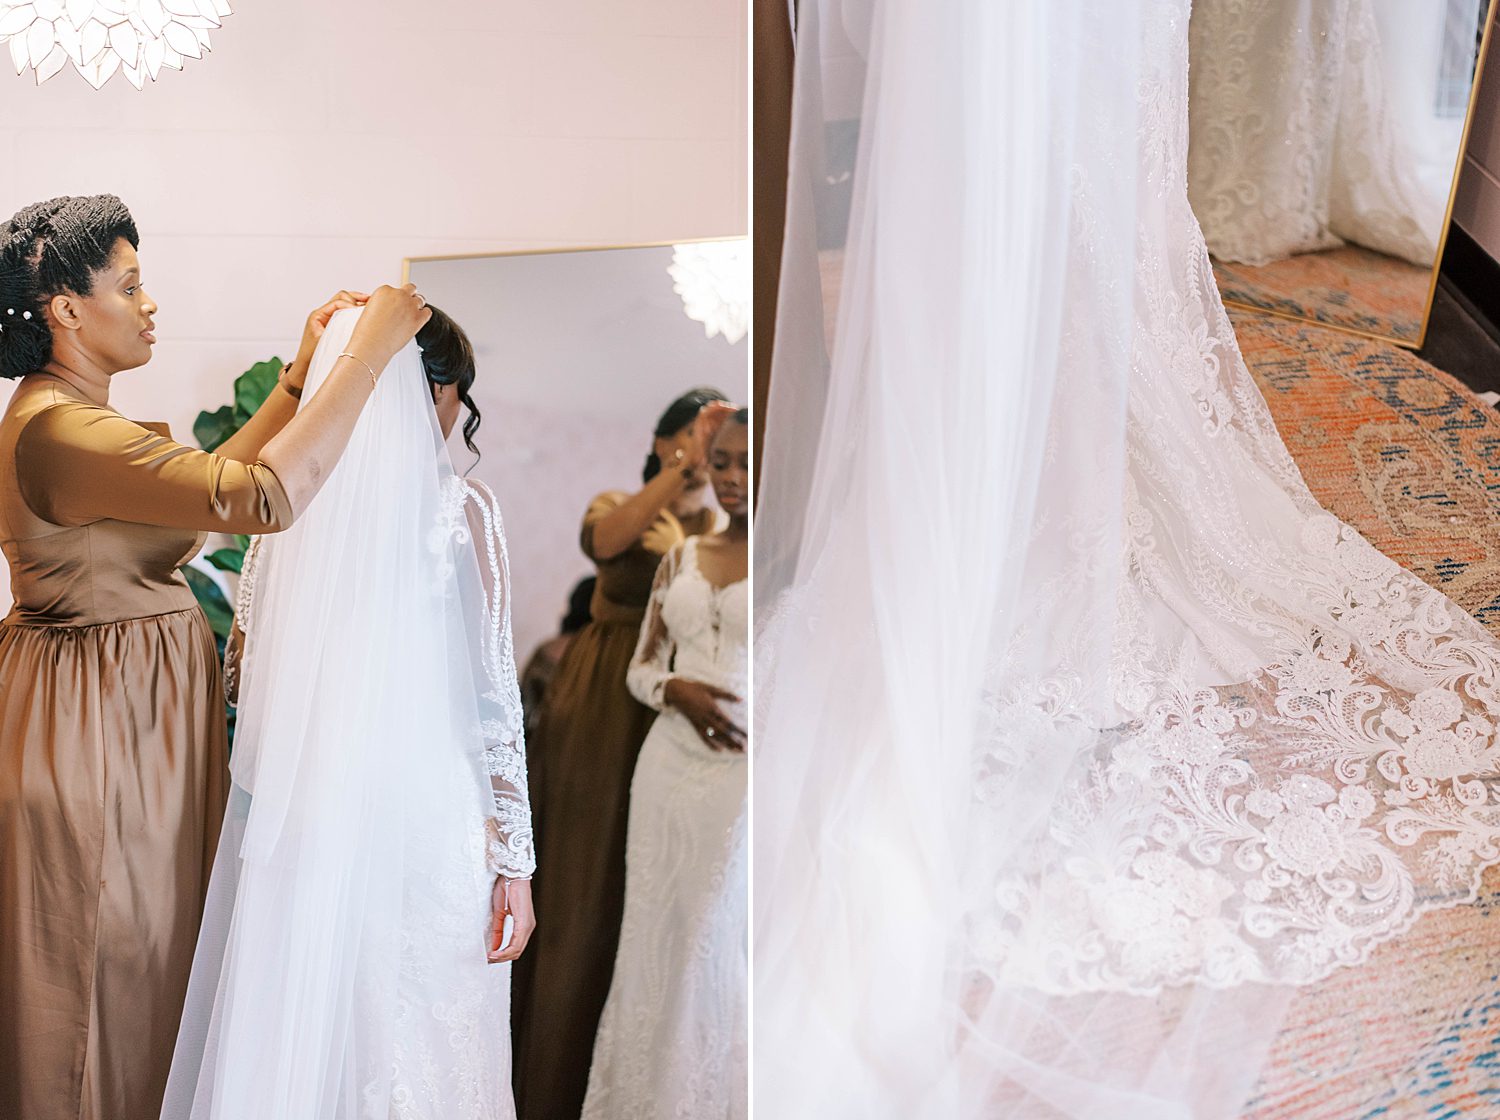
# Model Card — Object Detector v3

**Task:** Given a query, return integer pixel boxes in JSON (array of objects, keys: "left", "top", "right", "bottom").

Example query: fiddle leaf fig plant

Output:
[
  {"left": 183, "top": 357, "right": 283, "bottom": 643},
  {"left": 183, "top": 357, "right": 283, "bottom": 745}
]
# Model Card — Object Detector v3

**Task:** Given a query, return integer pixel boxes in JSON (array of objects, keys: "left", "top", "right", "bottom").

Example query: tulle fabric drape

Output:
[
  {"left": 754, "top": 2, "right": 1500, "bottom": 1117},
  {"left": 162, "top": 309, "right": 516, "bottom": 1119}
]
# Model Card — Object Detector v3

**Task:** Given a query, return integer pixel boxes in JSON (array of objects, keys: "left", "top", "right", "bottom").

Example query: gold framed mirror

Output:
[{"left": 1188, "top": 0, "right": 1498, "bottom": 349}]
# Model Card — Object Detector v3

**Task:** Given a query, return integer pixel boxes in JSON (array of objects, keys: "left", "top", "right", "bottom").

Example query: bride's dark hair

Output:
[{"left": 416, "top": 304, "right": 481, "bottom": 458}]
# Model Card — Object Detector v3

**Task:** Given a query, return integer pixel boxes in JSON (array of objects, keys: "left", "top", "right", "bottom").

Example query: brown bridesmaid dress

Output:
[
  {"left": 511, "top": 490, "right": 717, "bottom": 1120},
  {"left": 0, "top": 379, "right": 291, "bottom": 1120}
]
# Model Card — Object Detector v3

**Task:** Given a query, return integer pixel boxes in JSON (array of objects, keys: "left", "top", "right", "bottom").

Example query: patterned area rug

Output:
[
  {"left": 1214, "top": 246, "right": 1431, "bottom": 345},
  {"left": 1232, "top": 308, "right": 1500, "bottom": 1119}
]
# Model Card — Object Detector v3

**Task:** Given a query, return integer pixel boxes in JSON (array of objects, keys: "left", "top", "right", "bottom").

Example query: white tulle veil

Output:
[
  {"left": 754, "top": 2, "right": 1500, "bottom": 1117},
  {"left": 161, "top": 307, "right": 528, "bottom": 1119}
]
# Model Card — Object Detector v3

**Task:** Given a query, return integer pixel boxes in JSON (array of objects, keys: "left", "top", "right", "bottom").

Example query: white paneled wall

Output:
[
  {"left": 0, "top": 0, "right": 746, "bottom": 611},
  {"left": 0, "top": 0, "right": 744, "bottom": 439}
]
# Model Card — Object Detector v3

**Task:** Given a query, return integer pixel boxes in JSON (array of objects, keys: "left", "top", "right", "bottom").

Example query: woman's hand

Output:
[
  {"left": 346, "top": 283, "right": 432, "bottom": 369},
  {"left": 281, "top": 290, "right": 369, "bottom": 391},
  {"left": 298, "top": 289, "right": 369, "bottom": 360},
  {"left": 693, "top": 400, "right": 738, "bottom": 456},
  {"left": 487, "top": 877, "right": 535, "bottom": 964},
  {"left": 664, "top": 677, "right": 746, "bottom": 751},
  {"left": 661, "top": 400, "right": 739, "bottom": 476}
]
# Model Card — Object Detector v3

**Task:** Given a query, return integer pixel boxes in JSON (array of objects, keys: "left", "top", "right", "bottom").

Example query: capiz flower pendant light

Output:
[
  {"left": 0, "top": 0, "right": 232, "bottom": 90},
  {"left": 668, "top": 239, "right": 750, "bottom": 346}
]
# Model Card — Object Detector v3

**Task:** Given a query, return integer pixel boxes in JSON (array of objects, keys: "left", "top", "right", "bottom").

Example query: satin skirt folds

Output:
[{"left": 0, "top": 607, "right": 228, "bottom": 1120}]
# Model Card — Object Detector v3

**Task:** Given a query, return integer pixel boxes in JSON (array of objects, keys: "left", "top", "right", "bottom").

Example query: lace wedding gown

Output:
[
  {"left": 755, "top": 2, "right": 1500, "bottom": 1116},
  {"left": 161, "top": 308, "right": 534, "bottom": 1120},
  {"left": 1187, "top": 0, "right": 1471, "bottom": 267},
  {"left": 582, "top": 536, "right": 748, "bottom": 1119}
]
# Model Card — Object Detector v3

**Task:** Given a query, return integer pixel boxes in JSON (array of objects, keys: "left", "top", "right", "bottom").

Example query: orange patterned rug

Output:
[
  {"left": 1232, "top": 308, "right": 1500, "bottom": 1119},
  {"left": 1214, "top": 246, "right": 1431, "bottom": 345}
]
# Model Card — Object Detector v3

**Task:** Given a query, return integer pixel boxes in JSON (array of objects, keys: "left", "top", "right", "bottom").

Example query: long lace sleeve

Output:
[
  {"left": 458, "top": 478, "right": 536, "bottom": 881},
  {"left": 222, "top": 534, "right": 266, "bottom": 705},
  {"left": 627, "top": 544, "right": 683, "bottom": 711}
]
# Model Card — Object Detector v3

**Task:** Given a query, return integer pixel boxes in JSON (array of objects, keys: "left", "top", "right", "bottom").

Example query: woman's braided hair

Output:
[{"left": 0, "top": 194, "right": 140, "bottom": 380}]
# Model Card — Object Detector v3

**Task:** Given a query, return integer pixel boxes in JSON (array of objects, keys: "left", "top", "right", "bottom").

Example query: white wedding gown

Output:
[
  {"left": 161, "top": 308, "right": 534, "bottom": 1120},
  {"left": 756, "top": 2, "right": 1500, "bottom": 1117},
  {"left": 1187, "top": 0, "right": 1478, "bottom": 267},
  {"left": 582, "top": 536, "right": 748, "bottom": 1119}
]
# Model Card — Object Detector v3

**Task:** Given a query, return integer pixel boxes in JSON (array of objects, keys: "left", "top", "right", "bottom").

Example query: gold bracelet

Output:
[{"left": 338, "top": 351, "right": 378, "bottom": 390}]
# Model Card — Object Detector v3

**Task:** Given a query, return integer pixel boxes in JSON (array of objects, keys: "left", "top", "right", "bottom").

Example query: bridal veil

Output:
[
  {"left": 755, "top": 3, "right": 1500, "bottom": 1116},
  {"left": 161, "top": 307, "right": 530, "bottom": 1119}
]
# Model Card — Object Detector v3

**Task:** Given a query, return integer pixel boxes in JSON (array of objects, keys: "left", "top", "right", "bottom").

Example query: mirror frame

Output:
[
  {"left": 1216, "top": 0, "right": 1499, "bottom": 350},
  {"left": 401, "top": 236, "right": 746, "bottom": 285}
]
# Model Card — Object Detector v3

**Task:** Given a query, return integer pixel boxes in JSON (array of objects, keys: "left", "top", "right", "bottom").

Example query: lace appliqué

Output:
[
  {"left": 964, "top": 15, "right": 1500, "bottom": 997},
  {"left": 433, "top": 476, "right": 535, "bottom": 881}
]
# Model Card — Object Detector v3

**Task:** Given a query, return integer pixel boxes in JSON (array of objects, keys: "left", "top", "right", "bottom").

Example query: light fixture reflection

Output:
[{"left": 669, "top": 239, "right": 749, "bottom": 346}]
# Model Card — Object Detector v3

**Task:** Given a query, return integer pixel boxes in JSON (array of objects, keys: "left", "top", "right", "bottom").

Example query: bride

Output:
[
  {"left": 582, "top": 408, "right": 750, "bottom": 1120},
  {"left": 756, "top": 2, "right": 1500, "bottom": 1118},
  {"left": 160, "top": 303, "right": 534, "bottom": 1119}
]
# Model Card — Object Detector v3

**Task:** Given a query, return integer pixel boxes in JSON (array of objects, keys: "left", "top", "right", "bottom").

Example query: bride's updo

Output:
[
  {"left": 416, "top": 305, "right": 482, "bottom": 455},
  {"left": 0, "top": 194, "right": 140, "bottom": 380}
]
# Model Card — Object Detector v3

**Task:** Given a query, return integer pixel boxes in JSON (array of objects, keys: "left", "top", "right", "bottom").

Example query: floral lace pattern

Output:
[
  {"left": 1187, "top": 0, "right": 1440, "bottom": 267},
  {"left": 433, "top": 476, "right": 535, "bottom": 880},
  {"left": 583, "top": 536, "right": 748, "bottom": 1119},
  {"left": 964, "top": 3, "right": 1500, "bottom": 997}
]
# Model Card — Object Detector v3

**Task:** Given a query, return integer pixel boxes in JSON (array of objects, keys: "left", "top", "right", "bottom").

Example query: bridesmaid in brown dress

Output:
[
  {"left": 0, "top": 195, "right": 432, "bottom": 1120},
  {"left": 512, "top": 388, "right": 733, "bottom": 1120}
]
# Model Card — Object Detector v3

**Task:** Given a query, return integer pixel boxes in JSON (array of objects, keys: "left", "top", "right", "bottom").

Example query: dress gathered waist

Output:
[{"left": 2, "top": 595, "right": 204, "bottom": 630}]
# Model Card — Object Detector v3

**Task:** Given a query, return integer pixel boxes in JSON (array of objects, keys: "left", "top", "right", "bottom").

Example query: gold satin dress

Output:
[
  {"left": 511, "top": 490, "right": 716, "bottom": 1120},
  {"left": 0, "top": 379, "right": 291, "bottom": 1120}
]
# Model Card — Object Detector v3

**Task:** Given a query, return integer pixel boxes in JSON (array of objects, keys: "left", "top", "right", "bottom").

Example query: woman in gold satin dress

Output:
[
  {"left": 511, "top": 388, "right": 731, "bottom": 1120},
  {"left": 0, "top": 195, "right": 433, "bottom": 1120}
]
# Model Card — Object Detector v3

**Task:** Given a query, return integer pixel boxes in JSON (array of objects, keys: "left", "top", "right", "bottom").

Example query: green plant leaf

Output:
[
  {"left": 233, "top": 534, "right": 251, "bottom": 552},
  {"left": 234, "top": 358, "right": 282, "bottom": 423},
  {"left": 182, "top": 566, "right": 234, "bottom": 639},
  {"left": 193, "top": 404, "right": 237, "bottom": 452},
  {"left": 205, "top": 547, "right": 245, "bottom": 574}
]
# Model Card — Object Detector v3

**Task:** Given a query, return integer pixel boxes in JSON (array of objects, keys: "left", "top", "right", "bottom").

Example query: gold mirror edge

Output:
[
  {"left": 1416, "top": 0, "right": 1500, "bottom": 353},
  {"left": 1219, "top": 1, "right": 1498, "bottom": 355},
  {"left": 1220, "top": 298, "right": 1424, "bottom": 350},
  {"left": 399, "top": 234, "right": 750, "bottom": 284}
]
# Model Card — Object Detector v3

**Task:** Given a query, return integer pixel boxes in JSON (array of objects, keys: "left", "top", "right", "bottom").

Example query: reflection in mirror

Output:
[
  {"left": 407, "top": 241, "right": 750, "bottom": 1119},
  {"left": 1188, "top": 0, "right": 1492, "bottom": 345},
  {"left": 406, "top": 241, "right": 747, "bottom": 665}
]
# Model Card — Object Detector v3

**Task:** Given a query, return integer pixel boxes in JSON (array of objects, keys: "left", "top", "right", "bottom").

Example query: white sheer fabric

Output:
[
  {"left": 161, "top": 307, "right": 530, "bottom": 1120},
  {"left": 1187, "top": 0, "right": 1478, "bottom": 267},
  {"left": 582, "top": 537, "right": 748, "bottom": 1119},
  {"left": 755, "top": 1, "right": 1500, "bottom": 1116}
]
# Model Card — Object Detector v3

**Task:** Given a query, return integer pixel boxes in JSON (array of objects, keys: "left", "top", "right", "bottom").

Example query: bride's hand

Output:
[
  {"left": 487, "top": 877, "right": 535, "bottom": 964},
  {"left": 664, "top": 677, "right": 746, "bottom": 751},
  {"left": 347, "top": 283, "right": 432, "bottom": 368}
]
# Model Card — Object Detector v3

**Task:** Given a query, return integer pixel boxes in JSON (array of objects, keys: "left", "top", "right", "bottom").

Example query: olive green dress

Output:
[
  {"left": 511, "top": 491, "right": 717, "bottom": 1120},
  {"left": 0, "top": 378, "right": 291, "bottom": 1120}
]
